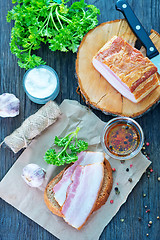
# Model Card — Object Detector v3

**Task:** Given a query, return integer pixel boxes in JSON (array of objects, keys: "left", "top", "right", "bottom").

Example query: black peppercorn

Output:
[
  {"left": 121, "top": 160, "right": 125, "bottom": 164},
  {"left": 128, "top": 178, "right": 132, "bottom": 182}
]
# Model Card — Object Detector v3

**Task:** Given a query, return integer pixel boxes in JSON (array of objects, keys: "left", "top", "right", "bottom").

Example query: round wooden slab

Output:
[{"left": 76, "top": 19, "right": 160, "bottom": 118}]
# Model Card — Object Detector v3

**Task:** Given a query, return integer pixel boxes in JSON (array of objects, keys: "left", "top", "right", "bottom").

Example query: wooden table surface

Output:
[{"left": 0, "top": 0, "right": 160, "bottom": 239}]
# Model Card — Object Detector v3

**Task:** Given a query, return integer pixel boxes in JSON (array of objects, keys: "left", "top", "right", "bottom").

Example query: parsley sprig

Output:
[
  {"left": 44, "top": 127, "right": 88, "bottom": 166},
  {"left": 7, "top": 0, "right": 100, "bottom": 69}
]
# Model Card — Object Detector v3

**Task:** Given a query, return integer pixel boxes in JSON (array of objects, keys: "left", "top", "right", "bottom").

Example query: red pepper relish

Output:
[{"left": 104, "top": 122, "right": 140, "bottom": 157}]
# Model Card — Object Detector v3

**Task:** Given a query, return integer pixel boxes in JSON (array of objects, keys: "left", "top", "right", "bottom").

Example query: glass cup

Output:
[
  {"left": 101, "top": 117, "right": 144, "bottom": 160},
  {"left": 23, "top": 65, "right": 60, "bottom": 104}
]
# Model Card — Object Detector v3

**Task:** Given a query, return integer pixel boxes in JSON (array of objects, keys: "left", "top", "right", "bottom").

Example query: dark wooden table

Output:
[{"left": 0, "top": 0, "right": 160, "bottom": 240}]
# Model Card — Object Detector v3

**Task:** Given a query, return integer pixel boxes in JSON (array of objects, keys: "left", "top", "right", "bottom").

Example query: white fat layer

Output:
[
  {"left": 54, "top": 178, "right": 72, "bottom": 206},
  {"left": 92, "top": 58, "right": 137, "bottom": 103},
  {"left": 80, "top": 151, "right": 104, "bottom": 165},
  {"left": 63, "top": 163, "right": 104, "bottom": 229}
]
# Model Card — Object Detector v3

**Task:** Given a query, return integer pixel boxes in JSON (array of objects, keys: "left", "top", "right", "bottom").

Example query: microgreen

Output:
[
  {"left": 7, "top": 0, "right": 100, "bottom": 69},
  {"left": 44, "top": 127, "right": 88, "bottom": 166}
]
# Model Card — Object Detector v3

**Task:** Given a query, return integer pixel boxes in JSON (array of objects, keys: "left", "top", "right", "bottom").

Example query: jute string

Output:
[{"left": 0, "top": 101, "right": 61, "bottom": 153}]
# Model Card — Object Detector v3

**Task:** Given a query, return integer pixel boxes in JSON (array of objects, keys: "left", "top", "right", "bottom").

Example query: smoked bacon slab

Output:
[{"left": 92, "top": 36, "right": 159, "bottom": 103}]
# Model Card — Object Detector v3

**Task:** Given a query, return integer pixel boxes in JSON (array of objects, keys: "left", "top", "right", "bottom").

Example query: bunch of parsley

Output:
[
  {"left": 7, "top": 0, "right": 100, "bottom": 69},
  {"left": 44, "top": 127, "right": 88, "bottom": 166}
]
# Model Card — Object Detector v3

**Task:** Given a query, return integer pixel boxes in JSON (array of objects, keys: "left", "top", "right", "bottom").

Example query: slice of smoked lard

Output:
[
  {"left": 53, "top": 151, "right": 104, "bottom": 206},
  {"left": 61, "top": 163, "right": 104, "bottom": 230},
  {"left": 92, "top": 36, "right": 159, "bottom": 103},
  {"left": 44, "top": 156, "right": 113, "bottom": 225}
]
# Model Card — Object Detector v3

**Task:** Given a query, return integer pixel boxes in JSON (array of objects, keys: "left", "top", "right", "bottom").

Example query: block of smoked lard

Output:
[{"left": 92, "top": 36, "right": 159, "bottom": 103}]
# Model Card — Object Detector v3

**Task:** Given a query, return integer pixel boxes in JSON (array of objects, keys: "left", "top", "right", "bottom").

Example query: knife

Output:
[{"left": 115, "top": 0, "right": 160, "bottom": 74}]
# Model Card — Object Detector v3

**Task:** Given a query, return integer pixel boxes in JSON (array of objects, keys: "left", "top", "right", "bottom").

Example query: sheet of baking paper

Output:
[{"left": 0, "top": 99, "right": 151, "bottom": 240}]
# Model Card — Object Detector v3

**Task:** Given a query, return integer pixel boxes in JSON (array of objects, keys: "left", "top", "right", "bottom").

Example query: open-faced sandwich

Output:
[
  {"left": 92, "top": 36, "right": 159, "bottom": 103},
  {"left": 44, "top": 151, "right": 113, "bottom": 230}
]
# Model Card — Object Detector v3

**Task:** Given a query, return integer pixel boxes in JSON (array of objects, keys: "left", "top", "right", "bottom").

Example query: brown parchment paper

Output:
[{"left": 0, "top": 100, "right": 151, "bottom": 240}]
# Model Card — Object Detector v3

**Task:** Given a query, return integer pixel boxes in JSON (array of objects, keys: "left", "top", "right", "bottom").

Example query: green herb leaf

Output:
[
  {"left": 44, "top": 127, "right": 88, "bottom": 166},
  {"left": 7, "top": 0, "right": 100, "bottom": 69}
]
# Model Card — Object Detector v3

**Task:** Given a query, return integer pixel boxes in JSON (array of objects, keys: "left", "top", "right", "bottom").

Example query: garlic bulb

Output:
[
  {"left": 0, "top": 93, "right": 20, "bottom": 117},
  {"left": 21, "top": 164, "right": 46, "bottom": 187}
]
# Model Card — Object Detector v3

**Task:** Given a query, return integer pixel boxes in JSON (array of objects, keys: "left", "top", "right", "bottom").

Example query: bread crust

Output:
[
  {"left": 44, "top": 158, "right": 113, "bottom": 218},
  {"left": 44, "top": 167, "right": 68, "bottom": 217},
  {"left": 94, "top": 158, "right": 113, "bottom": 211}
]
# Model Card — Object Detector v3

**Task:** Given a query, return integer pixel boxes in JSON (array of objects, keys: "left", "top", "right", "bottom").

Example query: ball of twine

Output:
[{"left": 2, "top": 101, "right": 61, "bottom": 153}]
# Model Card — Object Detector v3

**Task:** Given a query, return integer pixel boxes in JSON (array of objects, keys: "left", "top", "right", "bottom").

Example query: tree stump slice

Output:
[{"left": 76, "top": 19, "right": 160, "bottom": 118}]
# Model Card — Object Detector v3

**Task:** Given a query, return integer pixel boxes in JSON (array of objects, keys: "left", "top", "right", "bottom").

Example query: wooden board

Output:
[{"left": 76, "top": 19, "right": 160, "bottom": 118}]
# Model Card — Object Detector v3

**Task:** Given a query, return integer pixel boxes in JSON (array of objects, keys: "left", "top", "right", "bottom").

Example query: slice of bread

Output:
[{"left": 44, "top": 158, "right": 113, "bottom": 217}]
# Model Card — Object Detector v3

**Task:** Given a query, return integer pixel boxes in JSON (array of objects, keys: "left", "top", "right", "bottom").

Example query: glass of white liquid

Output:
[{"left": 23, "top": 65, "right": 60, "bottom": 104}]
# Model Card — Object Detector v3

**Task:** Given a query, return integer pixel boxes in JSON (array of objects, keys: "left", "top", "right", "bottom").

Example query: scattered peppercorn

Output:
[
  {"left": 143, "top": 193, "right": 146, "bottom": 197},
  {"left": 120, "top": 160, "right": 125, "bottom": 164},
  {"left": 150, "top": 169, "right": 153, "bottom": 172},
  {"left": 142, "top": 146, "right": 145, "bottom": 150},
  {"left": 148, "top": 224, "right": 151, "bottom": 228},
  {"left": 117, "top": 182, "right": 119, "bottom": 185},
  {"left": 146, "top": 233, "right": 149, "bottom": 237},
  {"left": 149, "top": 221, "right": 152, "bottom": 225},
  {"left": 145, "top": 205, "right": 147, "bottom": 209},
  {"left": 115, "top": 187, "right": 120, "bottom": 195},
  {"left": 130, "top": 164, "right": 133, "bottom": 168},
  {"left": 110, "top": 200, "right": 114, "bottom": 204},
  {"left": 146, "top": 209, "right": 150, "bottom": 213},
  {"left": 158, "top": 177, "right": 160, "bottom": 181},
  {"left": 138, "top": 217, "right": 142, "bottom": 221},
  {"left": 146, "top": 142, "right": 149, "bottom": 146},
  {"left": 112, "top": 168, "right": 116, "bottom": 172},
  {"left": 126, "top": 168, "right": 129, "bottom": 172},
  {"left": 128, "top": 178, "right": 132, "bottom": 182},
  {"left": 157, "top": 216, "right": 159, "bottom": 219},
  {"left": 120, "top": 218, "right": 124, "bottom": 222}
]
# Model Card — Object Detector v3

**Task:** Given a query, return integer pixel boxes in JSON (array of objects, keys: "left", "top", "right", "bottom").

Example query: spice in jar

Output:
[{"left": 104, "top": 122, "right": 140, "bottom": 157}]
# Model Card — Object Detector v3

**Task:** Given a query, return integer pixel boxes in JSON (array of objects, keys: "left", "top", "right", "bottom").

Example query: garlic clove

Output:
[
  {"left": 21, "top": 163, "right": 46, "bottom": 188},
  {"left": 0, "top": 93, "right": 20, "bottom": 117}
]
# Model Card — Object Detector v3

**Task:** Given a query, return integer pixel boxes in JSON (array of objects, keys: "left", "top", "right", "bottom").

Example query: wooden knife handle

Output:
[{"left": 115, "top": 0, "right": 159, "bottom": 59}]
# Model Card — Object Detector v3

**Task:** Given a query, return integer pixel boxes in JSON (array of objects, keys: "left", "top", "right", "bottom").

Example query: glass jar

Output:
[
  {"left": 101, "top": 117, "right": 144, "bottom": 160},
  {"left": 23, "top": 65, "right": 60, "bottom": 104}
]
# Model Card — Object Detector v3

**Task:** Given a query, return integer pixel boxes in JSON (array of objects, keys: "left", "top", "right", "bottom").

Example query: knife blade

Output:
[{"left": 115, "top": 0, "right": 160, "bottom": 74}]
